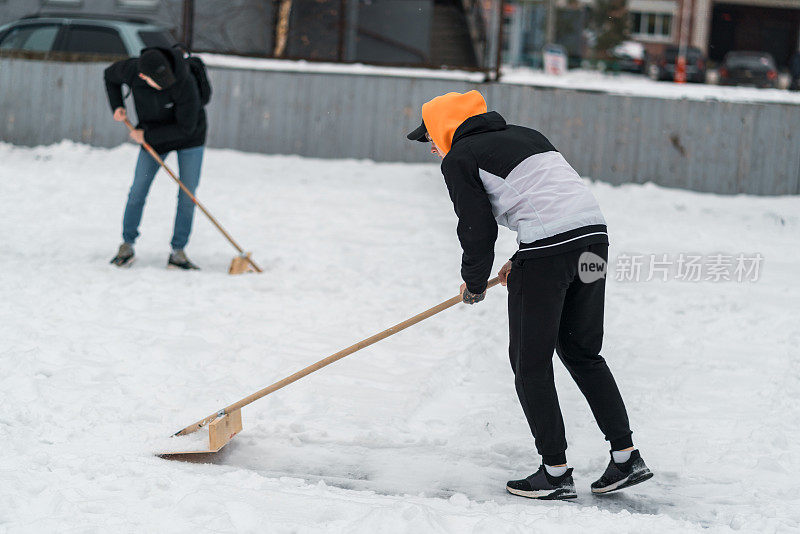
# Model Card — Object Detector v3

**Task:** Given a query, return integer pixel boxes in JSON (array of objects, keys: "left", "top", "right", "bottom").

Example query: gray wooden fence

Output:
[{"left": 1, "top": 56, "right": 798, "bottom": 195}]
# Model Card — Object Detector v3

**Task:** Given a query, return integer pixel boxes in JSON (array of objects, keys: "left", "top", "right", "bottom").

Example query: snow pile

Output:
[
  {"left": 198, "top": 53, "right": 486, "bottom": 82},
  {"left": 1, "top": 141, "right": 799, "bottom": 532},
  {"left": 198, "top": 53, "right": 800, "bottom": 105},
  {"left": 499, "top": 67, "right": 800, "bottom": 104}
]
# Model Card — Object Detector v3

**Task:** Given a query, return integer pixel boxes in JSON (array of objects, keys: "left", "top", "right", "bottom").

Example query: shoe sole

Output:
[
  {"left": 166, "top": 263, "right": 199, "bottom": 270},
  {"left": 506, "top": 486, "right": 578, "bottom": 500},
  {"left": 111, "top": 257, "right": 135, "bottom": 268},
  {"left": 591, "top": 469, "right": 653, "bottom": 495}
]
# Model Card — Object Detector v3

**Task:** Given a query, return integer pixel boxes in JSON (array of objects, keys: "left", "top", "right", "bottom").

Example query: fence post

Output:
[
  {"left": 182, "top": 0, "right": 195, "bottom": 49},
  {"left": 495, "top": 0, "right": 505, "bottom": 81}
]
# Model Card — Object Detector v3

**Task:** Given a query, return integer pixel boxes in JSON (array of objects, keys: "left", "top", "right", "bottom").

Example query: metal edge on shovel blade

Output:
[{"left": 158, "top": 410, "right": 243, "bottom": 457}]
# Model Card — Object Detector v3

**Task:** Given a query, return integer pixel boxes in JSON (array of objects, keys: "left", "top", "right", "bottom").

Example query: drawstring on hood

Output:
[{"left": 421, "top": 90, "right": 487, "bottom": 155}]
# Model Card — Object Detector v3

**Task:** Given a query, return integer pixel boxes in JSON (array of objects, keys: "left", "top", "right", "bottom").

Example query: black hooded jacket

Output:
[
  {"left": 104, "top": 46, "right": 207, "bottom": 153},
  {"left": 441, "top": 111, "right": 608, "bottom": 294}
]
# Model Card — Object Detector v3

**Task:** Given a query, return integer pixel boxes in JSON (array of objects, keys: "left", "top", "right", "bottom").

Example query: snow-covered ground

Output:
[
  {"left": 1, "top": 142, "right": 799, "bottom": 533},
  {"left": 198, "top": 53, "right": 800, "bottom": 105}
]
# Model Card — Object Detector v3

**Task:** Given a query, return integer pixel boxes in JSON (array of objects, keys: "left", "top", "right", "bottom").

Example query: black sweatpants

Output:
[{"left": 507, "top": 243, "right": 632, "bottom": 466}]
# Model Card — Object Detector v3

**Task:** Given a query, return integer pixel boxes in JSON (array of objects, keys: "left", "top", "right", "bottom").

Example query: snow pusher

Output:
[
  {"left": 159, "top": 276, "right": 502, "bottom": 456},
  {"left": 122, "top": 119, "right": 262, "bottom": 275}
]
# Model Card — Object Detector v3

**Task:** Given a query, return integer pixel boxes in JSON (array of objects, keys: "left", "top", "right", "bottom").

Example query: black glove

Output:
[{"left": 462, "top": 288, "right": 486, "bottom": 305}]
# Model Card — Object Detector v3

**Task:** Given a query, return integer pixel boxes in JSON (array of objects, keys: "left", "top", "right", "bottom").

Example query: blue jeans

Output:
[{"left": 122, "top": 145, "right": 204, "bottom": 250}]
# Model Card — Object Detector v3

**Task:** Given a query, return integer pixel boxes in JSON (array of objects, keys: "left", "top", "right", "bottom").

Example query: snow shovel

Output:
[
  {"left": 159, "top": 276, "right": 502, "bottom": 456},
  {"left": 123, "top": 119, "right": 262, "bottom": 274}
]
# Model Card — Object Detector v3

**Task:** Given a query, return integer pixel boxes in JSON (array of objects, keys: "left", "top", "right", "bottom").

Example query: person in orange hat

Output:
[{"left": 407, "top": 90, "right": 652, "bottom": 500}]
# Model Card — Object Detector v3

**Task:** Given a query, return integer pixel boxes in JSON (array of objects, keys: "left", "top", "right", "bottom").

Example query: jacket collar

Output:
[{"left": 451, "top": 111, "right": 508, "bottom": 146}]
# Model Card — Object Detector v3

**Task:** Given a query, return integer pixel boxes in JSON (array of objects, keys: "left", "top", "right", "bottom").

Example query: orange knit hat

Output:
[{"left": 420, "top": 90, "right": 487, "bottom": 155}]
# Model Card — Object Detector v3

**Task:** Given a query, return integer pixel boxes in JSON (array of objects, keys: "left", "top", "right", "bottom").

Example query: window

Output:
[
  {"left": 661, "top": 14, "right": 671, "bottom": 37},
  {"left": 117, "top": 0, "right": 159, "bottom": 8},
  {"left": 0, "top": 24, "right": 60, "bottom": 52},
  {"left": 138, "top": 30, "right": 175, "bottom": 48},
  {"left": 629, "top": 11, "right": 673, "bottom": 39},
  {"left": 58, "top": 25, "right": 127, "bottom": 55}
]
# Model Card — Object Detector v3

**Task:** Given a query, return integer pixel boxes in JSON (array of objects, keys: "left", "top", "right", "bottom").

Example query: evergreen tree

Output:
[{"left": 589, "top": 0, "right": 629, "bottom": 58}]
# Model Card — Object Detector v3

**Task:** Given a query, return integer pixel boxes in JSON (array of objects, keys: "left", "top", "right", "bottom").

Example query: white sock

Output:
[
  {"left": 612, "top": 449, "right": 633, "bottom": 464},
  {"left": 544, "top": 464, "right": 568, "bottom": 477}
]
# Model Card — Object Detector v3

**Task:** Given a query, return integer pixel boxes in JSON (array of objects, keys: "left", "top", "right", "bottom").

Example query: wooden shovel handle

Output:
[
  {"left": 122, "top": 119, "right": 263, "bottom": 273},
  {"left": 174, "top": 276, "right": 502, "bottom": 436}
]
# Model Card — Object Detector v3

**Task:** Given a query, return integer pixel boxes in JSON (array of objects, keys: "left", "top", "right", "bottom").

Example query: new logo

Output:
[{"left": 578, "top": 252, "right": 607, "bottom": 283}]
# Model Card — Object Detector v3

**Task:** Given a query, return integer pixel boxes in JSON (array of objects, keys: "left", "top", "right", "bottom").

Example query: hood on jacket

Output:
[
  {"left": 421, "top": 90, "right": 487, "bottom": 155},
  {"left": 451, "top": 110, "right": 508, "bottom": 145},
  {"left": 138, "top": 46, "right": 188, "bottom": 90}
]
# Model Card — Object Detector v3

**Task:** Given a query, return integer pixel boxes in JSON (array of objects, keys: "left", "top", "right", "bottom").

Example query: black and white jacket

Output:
[{"left": 441, "top": 111, "right": 608, "bottom": 294}]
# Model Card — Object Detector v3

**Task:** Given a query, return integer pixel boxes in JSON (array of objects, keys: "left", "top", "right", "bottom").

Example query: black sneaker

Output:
[
  {"left": 507, "top": 465, "right": 577, "bottom": 500},
  {"left": 591, "top": 450, "right": 653, "bottom": 494},
  {"left": 167, "top": 249, "right": 200, "bottom": 270},
  {"left": 110, "top": 243, "right": 135, "bottom": 267}
]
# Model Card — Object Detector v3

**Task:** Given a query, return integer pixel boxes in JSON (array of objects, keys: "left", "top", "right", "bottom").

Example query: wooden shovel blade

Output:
[
  {"left": 228, "top": 253, "right": 256, "bottom": 275},
  {"left": 158, "top": 410, "right": 242, "bottom": 456}
]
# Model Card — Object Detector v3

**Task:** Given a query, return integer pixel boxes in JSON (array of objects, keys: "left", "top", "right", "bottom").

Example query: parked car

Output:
[
  {"left": 0, "top": 14, "right": 174, "bottom": 58},
  {"left": 609, "top": 40, "right": 646, "bottom": 74},
  {"left": 647, "top": 45, "right": 706, "bottom": 83},
  {"left": 718, "top": 51, "right": 778, "bottom": 89}
]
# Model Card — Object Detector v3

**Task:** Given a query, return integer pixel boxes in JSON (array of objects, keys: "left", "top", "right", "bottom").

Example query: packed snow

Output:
[
  {"left": 1, "top": 141, "right": 799, "bottom": 533},
  {"left": 197, "top": 53, "right": 800, "bottom": 105}
]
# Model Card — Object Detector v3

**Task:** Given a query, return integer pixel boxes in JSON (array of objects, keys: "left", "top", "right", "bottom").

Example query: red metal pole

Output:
[{"left": 675, "top": 0, "right": 692, "bottom": 83}]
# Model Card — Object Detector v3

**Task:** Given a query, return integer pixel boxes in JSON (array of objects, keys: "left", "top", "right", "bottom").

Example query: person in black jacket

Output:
[
  {"left": 407, "top": 90, "right": 652, "bottom": 500},
  {"left": 104, "top": 47, "right": 207, "bottom": 269}
]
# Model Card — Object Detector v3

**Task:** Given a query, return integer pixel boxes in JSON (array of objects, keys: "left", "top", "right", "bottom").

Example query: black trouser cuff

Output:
[
  {"left": 543, "top": 452, "right": 567, "bottom": 465},
  {"left": 610, "top": 434, "right": 634, "bottom": 451}
]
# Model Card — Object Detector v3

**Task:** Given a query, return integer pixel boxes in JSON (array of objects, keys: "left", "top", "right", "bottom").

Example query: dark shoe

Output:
[
  {"left": 167, "top": 249, "right": 199, "bottom": 270},
  {"left": 507, "top": 465, "right": 577, "bottom": 500},
  {"left": 591, "top": 450, "right": 653, "bottom": 494},
  {"left": 110, "top": 243, "right": 135, "bottom": 267}
]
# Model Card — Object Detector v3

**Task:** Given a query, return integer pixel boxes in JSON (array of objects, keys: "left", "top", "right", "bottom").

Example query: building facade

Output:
[
  {"left": 629, "top": 0, "right": 800, "bottom": 67},
  {"left": 501, "top": 0, "right": 800, "bottom": 69}
]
